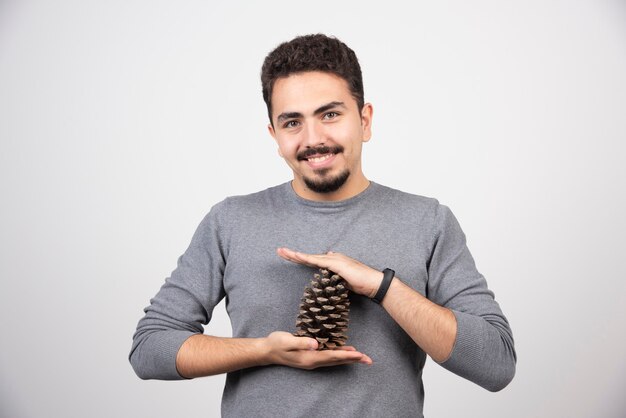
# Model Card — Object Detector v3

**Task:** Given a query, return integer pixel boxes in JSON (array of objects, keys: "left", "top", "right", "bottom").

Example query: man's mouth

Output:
[
  {"left": 297, "top": 146, "right": 343, "bottom": 162},
  {"left": 302, "top": 152, "right": 337, "bottom": 169},
  {"left": 307, "top": 153, "right": 334, "bottom": 163}
]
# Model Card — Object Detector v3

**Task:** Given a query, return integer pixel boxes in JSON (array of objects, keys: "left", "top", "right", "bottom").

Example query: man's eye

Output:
[
  {"left": 323, "top": 112, "right": 338, "bottom": 120},
  {"left": 284, "top": 120, "right": 300, "bottom": 128}
]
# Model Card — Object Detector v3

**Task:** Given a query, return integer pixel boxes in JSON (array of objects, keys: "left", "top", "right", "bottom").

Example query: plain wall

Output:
[{"left": 1, "top": 1, "right": 625, "bottom": 417}]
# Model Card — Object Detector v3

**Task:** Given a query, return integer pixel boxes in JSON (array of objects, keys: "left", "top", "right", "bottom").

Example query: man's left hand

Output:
[{"left": 276, "top": 247, "right": 383, "bottom": 298}]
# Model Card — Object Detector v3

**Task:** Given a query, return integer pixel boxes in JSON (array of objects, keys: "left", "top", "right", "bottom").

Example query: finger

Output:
[
  {"left": 331, "top": 346, "right": 372, "bottom": 364},
  {"left": 312, "top": 351, "right": 370, "bottom": 367},
  {"left": 334, "top": 346, "right": 357, "bottom": 352},
  {"left": 276, "top": 247, "right": 299, "bottom": 263},
  {"left": 285, "top": 335, "right": 318, "bottom": 351},
  {"left": 277, "top": 248, "right": 326, "bottom": 268},
  {"left": 293, "top": 251, "right": 327, "bottom": 267},
  {"left": 321, "top": 349, "right": 364, "bottom": 361},
  {"left": 336, "top": 348, "right": 373, "bottom": 364},
  {"left": 293, "top": 250, "right": 337, "bottom": 268},
  {"left": 358, "top": 354, "right": 373, "bottom": 365},
  {"left": 276, "top": 247, "right": 312, "bottom": 266},
  {"left": 313, "top": 359, "right": 362, "bottom": 368}
]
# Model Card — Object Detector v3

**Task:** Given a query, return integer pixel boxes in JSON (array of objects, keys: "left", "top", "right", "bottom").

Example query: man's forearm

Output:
[
  {"left": 176, "top": 332, "right": 372, "bottom": 379},
  {"left": 176, "top": 334, "right": 267, "bottom": 378},
  {"left": 381, "top": 277, "right": 457, "bottom": 362}
]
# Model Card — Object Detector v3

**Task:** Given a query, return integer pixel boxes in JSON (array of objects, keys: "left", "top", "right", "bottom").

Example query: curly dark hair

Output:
[{"left": 261, "top": 34, "right": 364, "bottom": 124}]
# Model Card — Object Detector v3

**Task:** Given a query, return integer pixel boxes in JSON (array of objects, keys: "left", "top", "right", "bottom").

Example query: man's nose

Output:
[{"left": 302, "top": 121, "right": 325, "bottom": 148}]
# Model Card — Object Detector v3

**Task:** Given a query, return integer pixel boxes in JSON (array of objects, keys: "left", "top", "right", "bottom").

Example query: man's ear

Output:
[
  {"left": 361, "top": 103, "right": 373, "bottom": 143},
  {"left": 267, "top": 123, "right": 284, "bottom": 158}
]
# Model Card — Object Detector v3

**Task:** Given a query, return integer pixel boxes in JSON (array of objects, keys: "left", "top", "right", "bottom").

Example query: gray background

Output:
[{"left": 1, "top": 1, "right": 625, "bottom": 417}]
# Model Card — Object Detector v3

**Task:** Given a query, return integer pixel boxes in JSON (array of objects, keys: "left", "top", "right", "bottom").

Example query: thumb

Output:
[{"left": 290, "top": 335, "right": 318, "bottom": 351}]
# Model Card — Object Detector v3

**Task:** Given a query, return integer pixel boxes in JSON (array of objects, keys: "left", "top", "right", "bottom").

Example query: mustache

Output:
[{"left": 297, "top": 145, "right": 344, "bottom": 161}]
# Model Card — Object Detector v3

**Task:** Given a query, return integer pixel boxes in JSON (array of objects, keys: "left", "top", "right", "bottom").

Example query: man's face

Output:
[{"left": 268, "top": 71, "right": 372, "bottom": 198}]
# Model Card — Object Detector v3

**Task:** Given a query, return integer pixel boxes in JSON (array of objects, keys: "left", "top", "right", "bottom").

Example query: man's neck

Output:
[{"left": 291, "top": 175, "right": 370, "bottom": 202}]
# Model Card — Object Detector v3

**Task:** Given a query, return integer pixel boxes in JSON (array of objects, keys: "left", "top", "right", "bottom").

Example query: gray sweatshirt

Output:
[{"left": 129, "top": 181, "right": 516, "bottom": 417}]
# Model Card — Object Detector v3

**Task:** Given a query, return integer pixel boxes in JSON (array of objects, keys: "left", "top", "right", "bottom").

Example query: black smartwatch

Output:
[{"left": 372, "top": 268, "right": 395, "bottom": 304}]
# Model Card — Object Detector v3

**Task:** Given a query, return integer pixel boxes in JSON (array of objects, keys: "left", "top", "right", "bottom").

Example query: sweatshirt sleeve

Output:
[
  {"left": 128, "top": 202, "right": 227, "bottom": 380},
  {"left": 426, "top": 203, "right": 516, "bottom": 392}
]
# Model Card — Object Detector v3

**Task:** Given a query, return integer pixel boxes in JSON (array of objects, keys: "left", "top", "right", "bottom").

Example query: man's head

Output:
[
  {"left": 261, "top": 34, "right": 364, "bottom": 125},
  {"left": 261, "top": 34, "right": 373, "bottom": 201}
]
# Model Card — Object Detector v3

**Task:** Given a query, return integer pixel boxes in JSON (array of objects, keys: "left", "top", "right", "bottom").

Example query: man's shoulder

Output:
[
  {"left": 226, "top": 183, "right": 285, "bottom": 204},
  {"left": 210, "top": 183, "right": 287, "bottom": 213},
  {"left": 373, "top": 183, "right": 457, "bottom": 233},
  {"left": 373, "top": 182, "right": 440, "bottom": 211},
  {"left": 197, "top": 184, "right": 287, "bottom": 234}
]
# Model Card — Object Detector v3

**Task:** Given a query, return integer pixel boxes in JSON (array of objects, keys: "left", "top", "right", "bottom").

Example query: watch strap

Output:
[{"left": 372, "top": 268, "right": 395, "bottom": 304}]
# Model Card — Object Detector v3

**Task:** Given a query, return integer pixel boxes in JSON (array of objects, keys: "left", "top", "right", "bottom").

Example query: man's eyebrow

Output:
[
  {"left": 276, "top": 101, "right": 346, "bottom": 123},
  {"left": 313, "top": 101, "right": 346, "bottom": 115},
  {"left": 276, "top": 111, "right": 303, "bottom": 123}
]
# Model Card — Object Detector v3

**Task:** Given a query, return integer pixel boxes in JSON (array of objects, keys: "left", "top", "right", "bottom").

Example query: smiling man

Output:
[{"left": 130, "top": 34, "right": 516, "bottom": 417}]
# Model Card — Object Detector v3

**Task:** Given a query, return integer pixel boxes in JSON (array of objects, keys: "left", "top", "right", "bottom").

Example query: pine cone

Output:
[{"left": 294, "top": 268, "right": 350, "bottom": 350}]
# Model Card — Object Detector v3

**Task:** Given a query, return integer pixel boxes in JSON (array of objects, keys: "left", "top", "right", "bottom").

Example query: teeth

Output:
[{"left": 308, "top": 154, "right": 333, "bottom": 163}]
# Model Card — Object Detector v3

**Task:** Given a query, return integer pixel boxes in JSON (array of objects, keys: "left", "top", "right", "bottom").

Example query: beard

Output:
[
  {"left": 297, "top": 145, "right": 349, "bottom": 193},
  {"left": 303, "top": 168, "right": 350, "bottom": 193}
]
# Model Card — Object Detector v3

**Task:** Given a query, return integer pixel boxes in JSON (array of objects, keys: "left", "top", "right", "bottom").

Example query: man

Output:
[{"left": 130, "top": 34, "right": 516, "bottom": 417}]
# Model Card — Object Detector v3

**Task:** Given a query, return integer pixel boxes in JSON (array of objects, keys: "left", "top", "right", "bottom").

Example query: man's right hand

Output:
[{"left": 261, "top": 331, "right": 373, "bottom": 369}]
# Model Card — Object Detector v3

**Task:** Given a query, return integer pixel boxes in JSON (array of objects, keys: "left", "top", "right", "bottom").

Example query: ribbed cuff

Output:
[
  {"left": 438, "top": 309, "right": 516, "bottom": 391},
  {"left": 133, "top": 330, "right": 197, "bottom": 380},
  {"left": 438, "top": 310, "right": 485, "bottom": 373}
]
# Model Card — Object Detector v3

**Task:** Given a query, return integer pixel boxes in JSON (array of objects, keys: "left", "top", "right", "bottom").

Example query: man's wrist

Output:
[
  {"left": 371, "top": 268, "right": 395, "bottom": 304},
  {"left": 368, "top": 270, "right": 385, "bottom": 298},
  {"left": 257, "top": 336, "right": 273, "bottom": 366}
]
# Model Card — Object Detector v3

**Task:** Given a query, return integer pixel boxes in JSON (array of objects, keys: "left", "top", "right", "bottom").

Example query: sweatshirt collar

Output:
[{"left": 282, "top": 180, "right": 379, "bottom": 209}]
